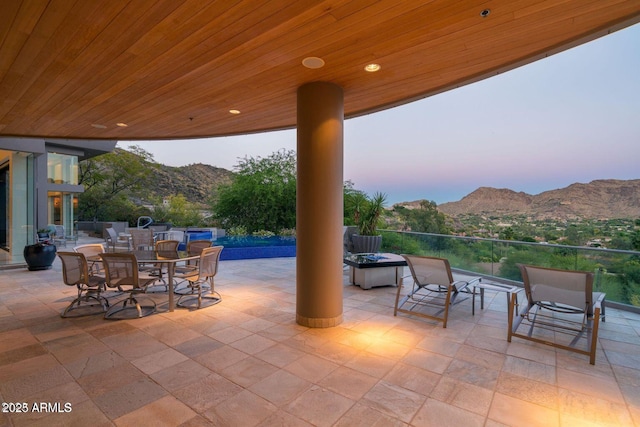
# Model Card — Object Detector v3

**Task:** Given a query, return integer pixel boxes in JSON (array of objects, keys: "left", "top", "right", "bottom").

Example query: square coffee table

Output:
[{"left": 344, "top": 253, "right": 407, "bottom": 290}]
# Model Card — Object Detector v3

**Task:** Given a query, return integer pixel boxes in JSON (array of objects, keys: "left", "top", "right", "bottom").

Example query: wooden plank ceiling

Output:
[{"left": 1, "top": 0, "right": 639, "bottom": 140}]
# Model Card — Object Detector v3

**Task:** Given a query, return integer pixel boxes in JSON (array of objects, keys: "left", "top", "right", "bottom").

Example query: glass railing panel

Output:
[{"left": 379, "top": 230, "right": 640, "bottom": 310}]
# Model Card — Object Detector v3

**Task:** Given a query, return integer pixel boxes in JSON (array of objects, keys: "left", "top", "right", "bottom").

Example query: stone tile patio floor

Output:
[{"left": 1, "top": 255, "right": 639, "bottom": 426}]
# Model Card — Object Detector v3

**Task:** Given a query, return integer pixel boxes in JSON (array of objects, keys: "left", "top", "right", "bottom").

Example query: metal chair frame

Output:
[
  {"left": 105, "top": 227, "right": 131, "bottom": 252},
  {"left": 174, "top": 239, "right": 214, "bottom": 294},
  {"left": 58, "top": 251, "right": 109, "bottom": 317},
  {"left": 129, "top": 228, "right": 155, "bottom": 251},
  {"left": 508, "top": 264, "right": 606, "bottom": 365},
  {"left": 73, "top": 243, "right": 106, "bottom": 275},
  {"left": 144, "top": 239, "right": 180, "bottom": 293},
  {"left": 394, "top": 255, "right": 480, "bottom": 328},
  {"left": 175, "top": 246, "right": 223, "bottom": 309},
  {"left": 100, "top": 252, "right": 157, "bottom": 319}
]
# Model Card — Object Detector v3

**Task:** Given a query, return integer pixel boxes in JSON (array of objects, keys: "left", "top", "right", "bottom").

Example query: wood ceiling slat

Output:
[
  {"left": 0, "top": 0, "right": 131, "bottom": 125},
  {"left": 45, "top": 1, "right": 289, "bottom": 131},
  {"left": 70, "top": 2, "right": 330, "bottom": 131},
  {"left": 0, "top": 1, "right": 22, "bottom": 48},
  {"left": 65, "top": 3, "right": 430, "bottom": 132},
  {"left": 0, "top": 1, "right": 91, "bottom": 118},
  {"left": 0, "top": 0, "right": 49, "bottom": 75},
  {"left": 468, "top": 0, "right": 637, "bottom": 49},
  {"left": 4, "top": 0, "right": 152, "bottom": 125},
  {"left": 104, "top": 2, "right": 446, "bottom": 132},
  {"left": 21, "top": 0, "right": 183, "bottom": 131},
  {"left": 0, "top": 0, "right": 639, "bottom": 139}
]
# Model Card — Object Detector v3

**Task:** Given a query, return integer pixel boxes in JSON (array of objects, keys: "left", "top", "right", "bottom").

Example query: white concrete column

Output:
[{"left": 296, "top": 82, "right": 344, "bottom": 328}]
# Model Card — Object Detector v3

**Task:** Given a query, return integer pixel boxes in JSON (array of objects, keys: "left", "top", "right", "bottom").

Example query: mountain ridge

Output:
[
  {"left": 146, "top": 162, "right": 234, "bottom": 206},
  {"left": 399, "top": 179, "right": 640, "bottom": 220},
  {"left": 143, "top": 154, "right": 640, "bottom": 221}
]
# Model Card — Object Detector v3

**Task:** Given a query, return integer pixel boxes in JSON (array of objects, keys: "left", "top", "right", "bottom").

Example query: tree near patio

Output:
[
  {"left": 396, "top": 200, "right": 450, "bottom": 234},
  {"left": 343, "top": 181, "right": 368, "bottom": 227},
  {"left": 78, "top": 146, "right": 154, "bottom": 223},
  {"left": 211, "top": 149, "right": 297, "bottom": 233},
  {"left": 151, "top": 194, "right": 204, "bottom": 227}
]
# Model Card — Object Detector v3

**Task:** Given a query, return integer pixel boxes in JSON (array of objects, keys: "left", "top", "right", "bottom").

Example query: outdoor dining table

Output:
[
  {"left": 133, "top": 250, "right": 201, "bottom": 312},
  {"left": 91, "top": 250, "right": 200, "bottom": 312}
]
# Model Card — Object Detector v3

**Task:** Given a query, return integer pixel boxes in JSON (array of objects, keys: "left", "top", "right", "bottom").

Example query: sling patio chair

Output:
[
  {"left": 73, "top": 243, "right": 106, "bottom": 275},
  {"left": 508, "top": 264, "right": 606, "bottom": 365},
  {"left": 52, "top": 225, "right": 67, "bottom": 247},
  {"left": 105, "top": 227, "right": 130, "bottom": 252},
  {"left": 58, "top": 251, "right": 109, "bottom": 317},
  {"left": 394, "top": 255, "right": 481, "bottom": 328},
  {"left": 174, "top": 246, "right": 223, "bottom": 309},
  {"left": 142, "top": 239, "right": 180, "bottom": 293},
  {"left": 174, "top": 239, "right": 213, "bottom": 294},
  {"left": 100, "top": 252, "right": 158, "bottom": 319},
  {"left": 129, "top": 228, "right": 155, "bottom": 251},
  {"left": 342, "top": 225, "right": 358, "bottom": 270}
]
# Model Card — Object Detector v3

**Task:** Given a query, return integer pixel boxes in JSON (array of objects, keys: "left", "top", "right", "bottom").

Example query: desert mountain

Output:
[
  {"left": 435, "top": 179, "right": 640, "bottom": 220},
  {"left": 146, "top": 163, "right": 234, "bottom": 206}
]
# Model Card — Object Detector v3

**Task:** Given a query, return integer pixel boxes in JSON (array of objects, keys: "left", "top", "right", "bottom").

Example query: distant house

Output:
[
  {"left": 586, "top": 239, "right": 605, "bottom": 248},
  {"left": 0, "top": 137, "right": 116, "bottom": 264}
]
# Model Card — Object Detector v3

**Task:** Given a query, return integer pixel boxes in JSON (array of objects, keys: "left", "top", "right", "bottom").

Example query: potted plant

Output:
[
  {"left": 36, "top": 228, "right": 52, "bottom": 243},
  {"left": 23, "top": 236, "right": 57, "bottom": 271},
  {"left": 350, "top": 191, "right": 387, "bottom": 253}
]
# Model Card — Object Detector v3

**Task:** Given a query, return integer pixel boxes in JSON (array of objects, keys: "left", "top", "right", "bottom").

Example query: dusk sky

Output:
[{"left": 125, "top": 23, "right": 640, "bottom": 206}]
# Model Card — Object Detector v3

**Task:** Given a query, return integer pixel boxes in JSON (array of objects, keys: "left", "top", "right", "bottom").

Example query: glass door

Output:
[{"left": 0, "top": 164, "right": 8, "bottom": 250}]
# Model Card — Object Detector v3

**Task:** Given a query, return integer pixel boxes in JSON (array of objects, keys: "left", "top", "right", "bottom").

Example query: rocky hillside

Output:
[
  {"left": 436, "top": 179, "right": 640, "bottom": 219},
  {"left": 146, "top": 163, "right": 234, "bottom": 206}
]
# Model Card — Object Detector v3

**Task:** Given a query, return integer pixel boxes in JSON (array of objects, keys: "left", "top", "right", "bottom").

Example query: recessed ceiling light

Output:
[
  {"left": 302, "top": 57, "right": 325, "bottom": 69},
  {"left": 229, "top": 109, "right": 241, "bottom": 115},
  {"left": 480, "top": 9, "right": 490, "bottom": 17},
  {"left": 116, "top": 122, "right": 128, "bottom": 127},
  {"left": 91, "top": 124, "right": 107, "bottom": 129},
  {"left": 364, "top": 63, "right": 381, "bottom": 72}
]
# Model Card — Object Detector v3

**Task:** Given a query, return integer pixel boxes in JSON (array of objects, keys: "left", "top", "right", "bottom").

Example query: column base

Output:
[{"left": 296, "top": 313, "right": 343, "bottom": 328}]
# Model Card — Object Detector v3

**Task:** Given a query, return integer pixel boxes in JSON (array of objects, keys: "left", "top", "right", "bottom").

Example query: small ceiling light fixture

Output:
[
  {"left": 480, "top": 8, "right": 490, "bottom": 17},
  {"left": 116, "top": 122, "right": 128, "bottom": 127},
  {"left": 229, "top": 109, "right": 241, "bottom": 115},
  {"left": 302, "top": 56, "right": 325, "bottom": 69},
  {"left": 364, "top": 63, "right": 381, "bottom": 72},
  {"left": 91, "top": 123, "right": 107, "bottom": 129}
]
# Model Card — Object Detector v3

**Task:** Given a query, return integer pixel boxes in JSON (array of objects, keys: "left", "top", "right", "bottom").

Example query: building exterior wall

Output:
[
  {"left": 10, "top": 152, "right": 33, "bottom": 254},
  {"left": 0, "top": 137, "right": 116, "bottom": 266}
]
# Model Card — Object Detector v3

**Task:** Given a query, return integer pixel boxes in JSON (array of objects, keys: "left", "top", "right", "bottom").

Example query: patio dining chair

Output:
[
  {"left": 174, "top": 246, "right": 223, "bottom": 309},
  {"left": 53, "top": 225, "right": 67, "bottom": 247},
  {"left": 394, "top": 255, "right": 480, "bottom": 328},
  {"left": 174, "top": 239, "right": 213, "bottom": 294},
  {"left": 58, "top": 251, "right": 109, "bottom": 317},
  {"left": 167, "top": 229, "right": 185, "bottom": 243},
  {"left": 509, "top": 264, "right": 606, "bottom": 364},
  {"left": 73, "top": 243, "right": 106, "bottom": 275},
  {"left": 100, "top": 252, "right": 157, "bottom": 319},
  {"left": 143, "top": 239, "right": 180, "bottom": 293},
  {"left": 130, "top": 228, "right": 155, "bottom": 251},
  {"left": 343, "top": 225, "right": 358, "bottom": 270},
  {"left": 105, "top": 227, "right": 130, "bottom": 252}
]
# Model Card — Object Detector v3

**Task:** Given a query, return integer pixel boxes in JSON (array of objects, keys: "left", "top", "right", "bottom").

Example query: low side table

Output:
[
  {"left": 344, "top": 253, "right": 407, "bottom": 290},
  {"left": 472, "top": 281, "right": 523, "bottom": 315}
]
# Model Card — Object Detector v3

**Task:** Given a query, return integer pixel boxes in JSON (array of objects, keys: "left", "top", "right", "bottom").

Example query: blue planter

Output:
[{"left": 23, "top": 244, "right": 57, "bottom": 271}]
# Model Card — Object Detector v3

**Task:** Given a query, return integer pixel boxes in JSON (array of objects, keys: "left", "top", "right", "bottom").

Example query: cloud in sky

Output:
[{"left": 125, "top": 23, "right": 640, "bottom": 205}]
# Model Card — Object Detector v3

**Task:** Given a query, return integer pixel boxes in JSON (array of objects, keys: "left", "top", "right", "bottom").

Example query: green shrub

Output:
[
  {"left": 227, "top": 226, "right": 247, "bottom": 236},
  {"left": 279, "top": 228, "right": 296, "bottom": 237},
  {"left": 252, "top": 230, "right": 275, "bottom": 237}
]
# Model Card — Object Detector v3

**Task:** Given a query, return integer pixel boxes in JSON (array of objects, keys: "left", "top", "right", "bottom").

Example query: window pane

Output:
[{"left": 47, "top": 153, "right": 78, "bottom": 185}]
